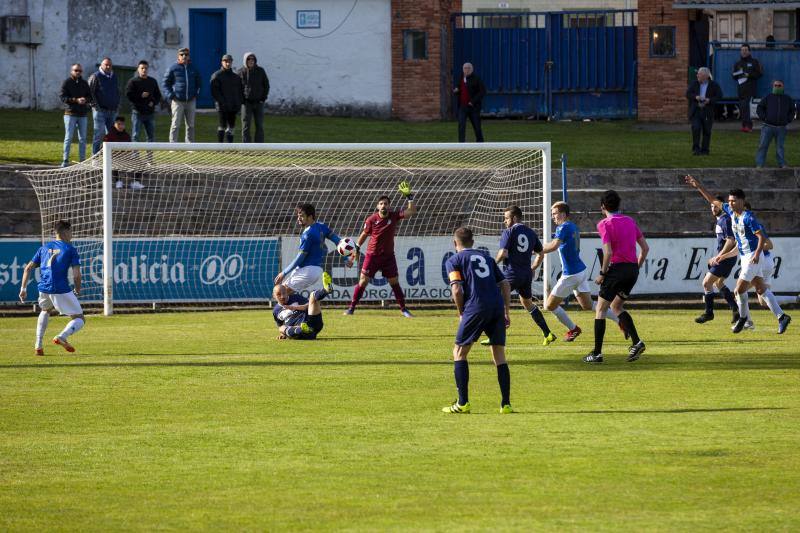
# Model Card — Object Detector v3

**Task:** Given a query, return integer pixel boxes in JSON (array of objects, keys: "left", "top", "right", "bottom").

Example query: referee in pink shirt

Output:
[{"left": 584, "top": 190, "right": 649, "bottom": 364}]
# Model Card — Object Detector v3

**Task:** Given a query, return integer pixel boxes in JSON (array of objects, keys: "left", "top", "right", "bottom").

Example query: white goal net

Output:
[{"left": 24, "top": 143, "right": 551, "bottom": 314}]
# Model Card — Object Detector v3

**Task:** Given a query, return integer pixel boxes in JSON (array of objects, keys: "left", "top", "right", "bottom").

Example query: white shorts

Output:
[
  {"left": 38, "top": 292, "right": 83, "bottom": 316},
  {"left": 551, "top": 269, "right": 591, "bottom": 299},
  {"left": 739, "top": 252, "right": 772, "bottom": 283},
  {"left": 284, "top": 265, "right": 323, "bottom": 292}
]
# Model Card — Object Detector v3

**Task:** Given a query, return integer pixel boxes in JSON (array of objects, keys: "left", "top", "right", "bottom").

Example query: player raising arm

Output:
[
  {"left": 345, "top": 181, "right": 417, "bottom": 318},
  {"left": 18, "top": 220, "right": 86, "bottom": 355},
  {"left": 535, "top": 201, "right": 620, "bottom": 342},
  {"left": 274, "top": 203, "right": 342, "bottom": 295},
  {"left": 443, "top": 227, "right": 513, "bottom": 414}
]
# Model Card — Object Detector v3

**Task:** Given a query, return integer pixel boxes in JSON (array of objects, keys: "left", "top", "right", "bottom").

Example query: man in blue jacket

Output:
[
  {"left": 162, "top": 47, "right": 202, "bottom": 143},
  {"left": 88, "top": 57, "right": 119, "bottom": 155}
]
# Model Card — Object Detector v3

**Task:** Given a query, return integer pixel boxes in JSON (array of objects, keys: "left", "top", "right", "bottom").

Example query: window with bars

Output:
[
  {"left": 256, "top": 0, "right": 276, "bottom": 22},
  {"left": 773, "top": 11, "right": 797, "bottom": 42}
]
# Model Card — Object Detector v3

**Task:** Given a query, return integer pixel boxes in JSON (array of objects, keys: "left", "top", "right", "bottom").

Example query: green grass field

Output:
[
  {"left": 1, "top": 307, "right": 798, "bottom": 530},
  {"left": 1, "top": 109, "right": 797, "bottom": 168}
]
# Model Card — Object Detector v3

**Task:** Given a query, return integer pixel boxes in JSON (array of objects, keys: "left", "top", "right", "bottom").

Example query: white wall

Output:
[
  {"left": 170, "top": 0, "right": 391, "bottom": 116},
  {"left": 0, "top": 0, "right": 391, "bottom": 116}
]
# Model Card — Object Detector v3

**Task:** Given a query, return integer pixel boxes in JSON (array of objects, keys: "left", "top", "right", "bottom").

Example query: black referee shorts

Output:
[{"left": 599, "top": 263, "right": 639, "bottom": 302}]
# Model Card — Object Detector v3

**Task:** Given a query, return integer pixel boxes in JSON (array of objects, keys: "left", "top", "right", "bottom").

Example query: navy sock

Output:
[
  {"left": 529, "top": 307, "right": 551, "bottom": 336},
  {"left": 594, "top": 318, "right": 606, "bottom": 354},
  {"left": 618, "top": 311, "right": 640, "bottom": 344},
  {"left": 454, "top": 360, "right": 469, "bottom": 405},
  {"left": 703, "top": 292, "right": 715, "bottom": 315},
  {"left": 312, "top": 288, "right": 329, "bottom": 301},
  {"left": 496, "top": 363, "right": 510, "bottom": 406},
  {"left": 720, "top": 286, "right": 737, "bottom": 312}
]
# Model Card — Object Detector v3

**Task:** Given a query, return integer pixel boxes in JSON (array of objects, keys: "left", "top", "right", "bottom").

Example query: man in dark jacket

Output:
[
  {"left": 162, "top": 47, "right": 202, "bottom": 143},
  {"left": 88, "top": 57, "right": 120, "bottom": 155},
  {"left": 211, "top": 54, "right": 244, "bottom": 143},
  {"left": 59, "top": 63, "right": 91, "bottom": 167},
  {"left": 732, "top": 44, "right": 763, "bottom": 132},
  {"left": 756, "top": 80, "right": 797, "bottom": 168},
  {"left": 126, "top": 60, "right": 162, "bottom": 143},
  {"left": 686, "top": 67, "right": 722, "bottom": 155},
  {"left": 453, "top": 62, "right": 487, "bottom": 143},
  {"left": 238, "top": 52, "right": 270, "bottom": 143}
]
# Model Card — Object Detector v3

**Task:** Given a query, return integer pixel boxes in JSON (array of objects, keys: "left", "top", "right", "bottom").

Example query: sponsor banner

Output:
[
  {"left": 281, "top": 236, "right": 800, "bottom": 301},
  {"left": 3, "top": 236, "right": 797, "bottom": 303},
  {"left": 0, "top": 238, "right": 280, "bottom": 302}
]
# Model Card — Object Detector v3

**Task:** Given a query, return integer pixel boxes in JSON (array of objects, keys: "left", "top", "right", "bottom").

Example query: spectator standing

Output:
[
  {"left": 59, "top": 63, "right": 91, "bottom": 167},
  {"left": 686, "top": 67, "right": 722, "bottom": 156},
  {"left": 453, "top": 62, "right": 487, "bottom": 143},
  {"left": 126, "top": 60, "right": 162, "bottom": 142},
  {"left": 732, "top": 44, "right": 763, "bottom": 132},
  {"left": 163, "top": 47, "right": 201, "bottom": 143},
  {"left": 756, "top": 80, "right": 796, "bottom": 168},
  {"left": 88, "top": 57, "right": 119, "bottom": 155},
  {"left": 238, "top": 52, "right": 270, "bottom": 143},
  {"left": 210, "top": 54, "right": 244, "bottom": 143}
]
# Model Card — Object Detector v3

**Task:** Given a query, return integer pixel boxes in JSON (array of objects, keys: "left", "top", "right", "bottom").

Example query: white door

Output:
[{"left": 717, "top": 12, "right": 747, "bottom": 41}]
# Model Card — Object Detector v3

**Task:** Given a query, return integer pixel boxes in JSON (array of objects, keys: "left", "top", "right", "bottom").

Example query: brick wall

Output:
[
  {"left": 637, "top": 0, "right": 690, "bottom": 123},
  {"left": 391, "top": 0, "right": 461, "bottom": 121}
]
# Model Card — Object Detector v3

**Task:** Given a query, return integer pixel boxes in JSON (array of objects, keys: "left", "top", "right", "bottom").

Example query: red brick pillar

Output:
[
  {"left": 391, "top": 0, "right": 462, "bottom": 121},
  {"left": 637, "top": 0, "right": 690, "bottom": 122}
]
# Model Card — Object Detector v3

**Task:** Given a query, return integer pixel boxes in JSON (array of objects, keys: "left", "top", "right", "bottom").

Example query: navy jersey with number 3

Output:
[
  {"left": 498, "top": 223, "right": 542, "bottom": 275},
  {"left": 446, "top": 248, "right": 505, "bottom": 314}
]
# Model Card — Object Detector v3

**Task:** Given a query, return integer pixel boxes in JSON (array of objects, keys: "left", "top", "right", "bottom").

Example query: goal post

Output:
[{"left": 25, "top": 142, "right": 552, "bottom": 315}]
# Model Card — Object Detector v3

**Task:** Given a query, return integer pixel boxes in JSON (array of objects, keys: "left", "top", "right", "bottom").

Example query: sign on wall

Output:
[{"left": 297, "top": 10, "right": 321, "bottom": 29}]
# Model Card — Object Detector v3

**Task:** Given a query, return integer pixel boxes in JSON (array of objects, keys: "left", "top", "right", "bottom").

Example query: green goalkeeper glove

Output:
[{"left": 398, "top": 180, "right": 414, "bottom": 200}]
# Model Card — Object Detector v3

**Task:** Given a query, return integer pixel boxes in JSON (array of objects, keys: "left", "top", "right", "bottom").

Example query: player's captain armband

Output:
[{"left": 448, "top": 271, "right": 463, "bottom": 283}]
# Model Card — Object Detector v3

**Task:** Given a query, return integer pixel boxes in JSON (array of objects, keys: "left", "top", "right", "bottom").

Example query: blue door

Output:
[
  {"left": 189, "top": 9, "right": 226, "bottom": 108},
  {"left": 452, "top": 10, "right": 637, "bottom": 119}
]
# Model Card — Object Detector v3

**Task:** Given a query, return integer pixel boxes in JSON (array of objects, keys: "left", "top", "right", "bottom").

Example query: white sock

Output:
[
  {"left": 551, "top": 306, "right": 576, "bottom": 330},
  {"left": 593, "top": 301, "right": 620, "bottom": 323},
  {"left": 736, "top": 292, "right": 750, "bottom": 319},
  {"left": 760, "top": 290, "right": 784, "bottom": 318},
  {"left": 58, "top": 318, "right": 84, "bottom": 340},
  {"left": 35, "top": 311, "right": 49, "bottom": 349}
]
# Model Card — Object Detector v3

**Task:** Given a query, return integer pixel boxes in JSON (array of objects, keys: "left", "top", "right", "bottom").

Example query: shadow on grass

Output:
[{"left": 537, "top": 407, "right": 788, "bottom": 415}]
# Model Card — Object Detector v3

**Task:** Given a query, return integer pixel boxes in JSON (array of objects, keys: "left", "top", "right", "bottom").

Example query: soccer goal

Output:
[{"left": 24, "top": 142, "right": 551, "bottom": 315}]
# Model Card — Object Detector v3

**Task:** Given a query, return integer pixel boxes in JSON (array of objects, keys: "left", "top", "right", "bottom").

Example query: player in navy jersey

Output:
[
  {"left": 443, "top": 227, "right": 513, "bottom": 414},
  {"left": 683, "top": 177, "right": 741, "bottom": 325},
  {"left": 273, "top": 272, "right": 333, "bottom": 340},
  {"left": 485, "top": 205, "right": 556, "bottom": 346},
  {"left": 274, "top": 203, "right": 342, "bottom": 295},
  {"left": 535, "top": 201, "right": 621, "bottom": 342},
  {"left": 18, "top": 220, "right": 85, "bottom": 355},
  {"left": 687, "top": 176, "right": 790, "bottom": 334}
]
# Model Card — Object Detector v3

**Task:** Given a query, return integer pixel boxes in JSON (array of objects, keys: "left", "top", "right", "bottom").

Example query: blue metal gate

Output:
[
  {"left": 710, "top": 41, "right": 800, "bottom": 103},
  {"left": 452, "top": 10, "right": 637, "bottom": 119}
]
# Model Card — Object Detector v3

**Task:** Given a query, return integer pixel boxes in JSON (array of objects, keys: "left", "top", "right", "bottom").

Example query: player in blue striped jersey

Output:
[
  {"left": 535, "top": 201, "right": 620, "bottom": 342},
  {"left": 443, "top": 227, "right": 512, "bottom": 414},
  {"left": 687, "top": 176, "right": 790, "bottom": 334},
  {"left": 274, "top": 203, "right": 343, "bottom": 295},
  {"left": 18, "top": 220, "right": 86, "bottom": 355}
]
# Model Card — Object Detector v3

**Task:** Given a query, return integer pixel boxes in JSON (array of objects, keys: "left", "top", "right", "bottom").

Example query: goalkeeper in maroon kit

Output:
[{"left": 344, "top": 181, "right": 417, "bottom": 317}]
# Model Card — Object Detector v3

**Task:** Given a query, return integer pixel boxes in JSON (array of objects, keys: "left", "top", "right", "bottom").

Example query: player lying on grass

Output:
[
  {"left": 584, "top": 190, "right": 649, "bottom": 364},
  {"left": 273, "top": 272, "right": 333, "bottom": 340},
  {"left": 444, "top": 227, "right": 513, "bottom": 414},
  {"left": 686, "top": 176, "right": 791, "bottom": 334},
  {"left": 18, "top": 220, "right": 85, "bottom": 355},
  {"left": 345, "top": 181, "right": 417, "bottom": 318},
  {"left": 274, "top": 203, "right": 342, "bottom": 296},
  {"left": 534, "top": 201, "right": 621, "bottom": 342}
]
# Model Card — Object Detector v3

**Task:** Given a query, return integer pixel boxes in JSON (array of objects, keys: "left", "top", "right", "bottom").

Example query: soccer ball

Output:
[{"left": 337, "top": 237, "right": 356, "bottom": 256}]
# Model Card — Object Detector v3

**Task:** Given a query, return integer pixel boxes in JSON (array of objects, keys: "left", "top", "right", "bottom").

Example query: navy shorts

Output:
[
  {"left": 287, "top": 313, "right": 324, "bottom": 340},
  {"left": 455, "top": 309, "right": 506, "bottom": 346},
  {"left": 709, "top": 256, "right": 737, "bottom": 279},
  {"left": 505, "top": 271, "right": 533, "bottom": 300}
]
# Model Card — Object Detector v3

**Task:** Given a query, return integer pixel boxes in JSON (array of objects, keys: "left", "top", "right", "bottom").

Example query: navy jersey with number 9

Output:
[
  {"left": 446, "top": 248, "right": 505, "bottom": 314},
  {"left": 498, "top": 223, "right": 542, "bottom": 276}
]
